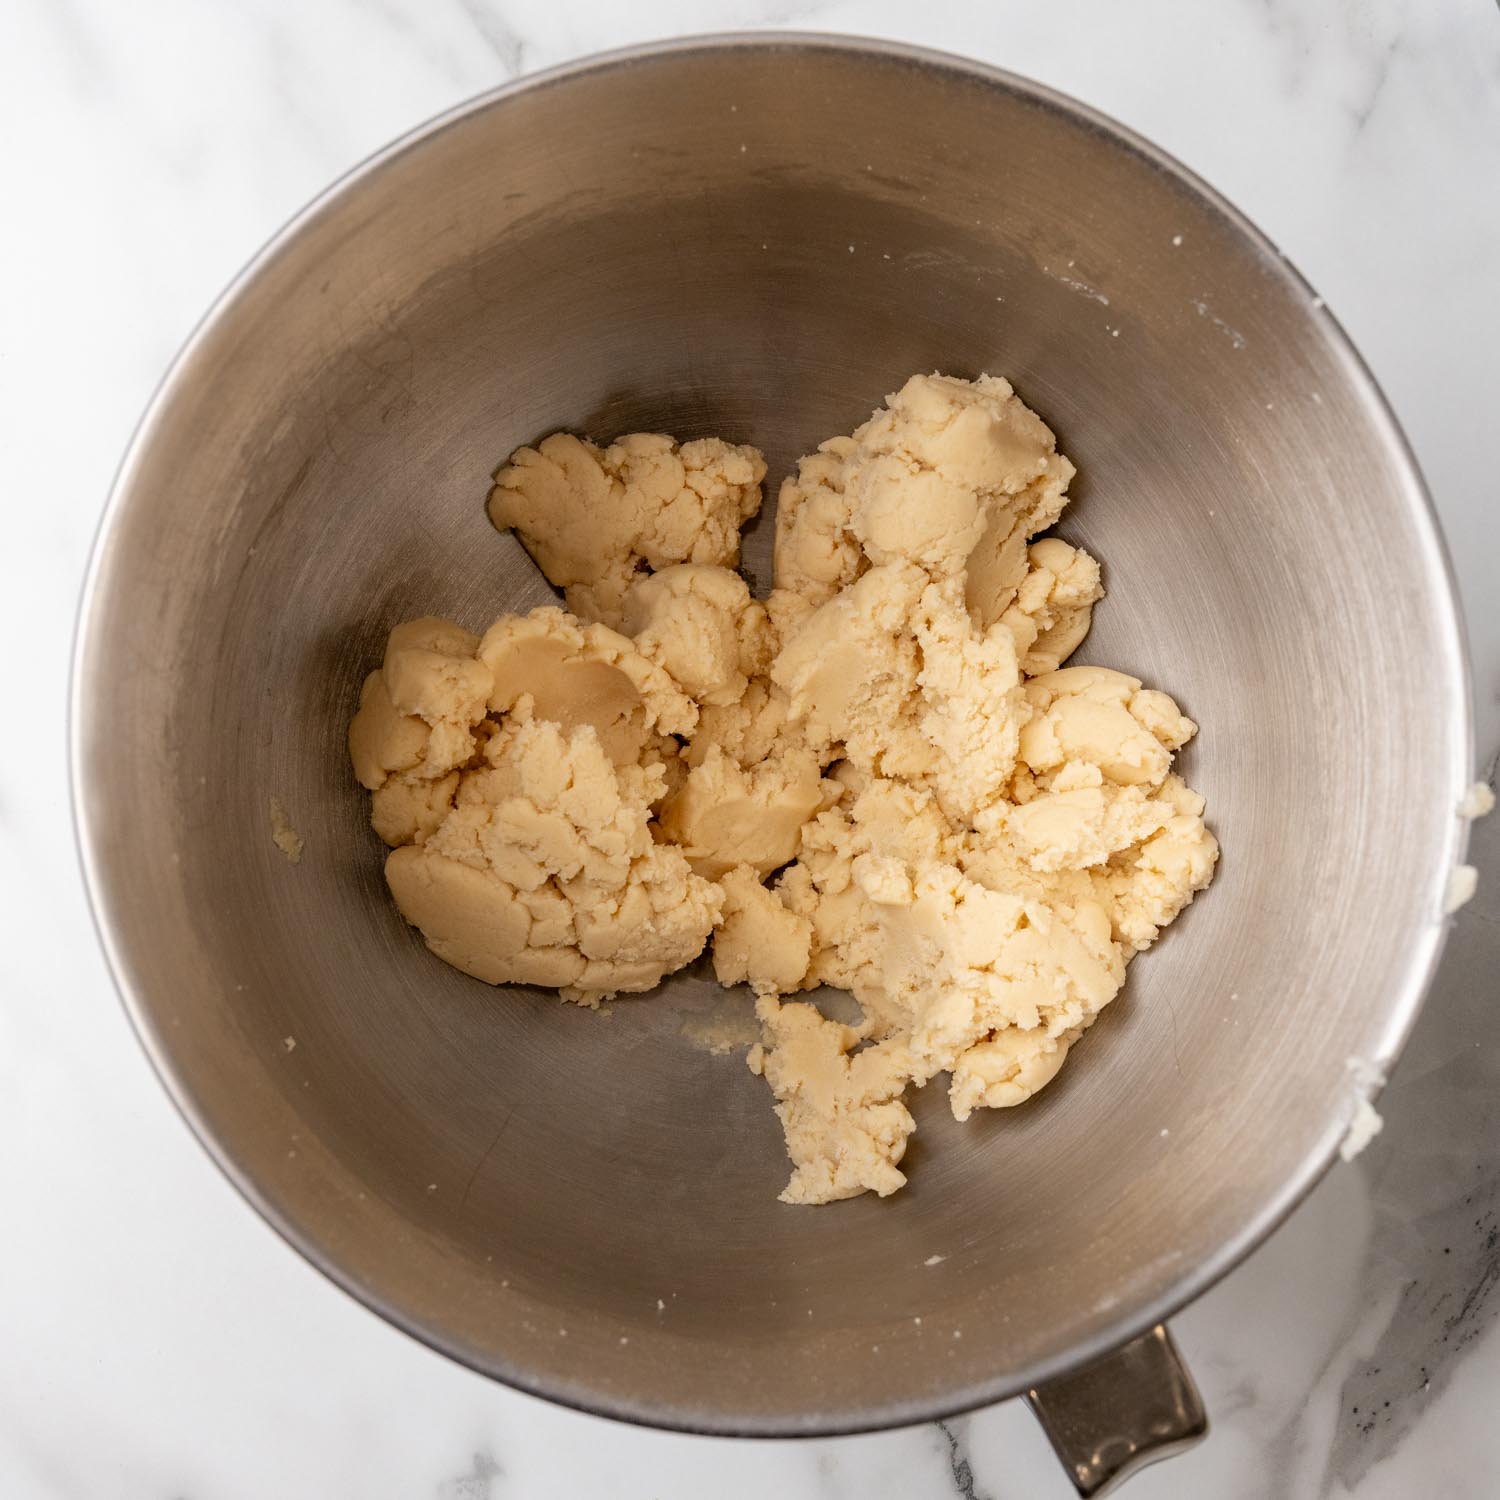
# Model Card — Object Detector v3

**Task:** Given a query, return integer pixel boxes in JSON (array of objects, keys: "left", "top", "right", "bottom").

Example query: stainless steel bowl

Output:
[{"left": 73, "top": 32, "right": 1473, "bottom": 1487}]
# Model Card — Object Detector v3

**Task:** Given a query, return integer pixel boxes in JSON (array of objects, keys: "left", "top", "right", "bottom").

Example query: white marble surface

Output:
[{"left": 4, "top": 1, "right": 1499, "bottom": 1496}]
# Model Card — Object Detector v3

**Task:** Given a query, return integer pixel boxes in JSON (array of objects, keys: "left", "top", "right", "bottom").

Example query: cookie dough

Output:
[
  {"left": 657, "top": 744, "right": 826, "bottom": 880},
  {"left": 478, "top": 606, "right": 695, "bottom": 766},
  {"left": 489, "top": 433, "right": 766, "bottom": 629},
  {"left": 746, "top": 996, "right": 915, "bottom": 1203},
  {"left": 386, "top": 716, "right": 722, "bottom": 1003},
  {"left": 621, "top": 564, "right": 773, "bottom": 707},
  {"left": 353, "top": 373, "right": 1218, "bottom": 1206},
  {"left": 711, "top": 866, "right": 813, "bottom": 996}
]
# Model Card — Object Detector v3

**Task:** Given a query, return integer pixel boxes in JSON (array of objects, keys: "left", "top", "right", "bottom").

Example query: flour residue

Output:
[
  {"left": 1190, "top": 299, "right": 1247, "bottom": 350},
  {"left": 269, "top": 797, "right": 304, "bottom": 863},
  {"left": 678, "top": 994, "right": 762, "bottom": 1056},
  {"left": 1048, "top": 269, "right": 1110, "bottom": 305}
]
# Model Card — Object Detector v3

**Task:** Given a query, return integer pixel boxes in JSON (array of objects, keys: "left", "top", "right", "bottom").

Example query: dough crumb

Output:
[
  {"left": 488, "top": 432, "right": 766, "bottom": 629},
  {"left": 1443, "top": 864, "right": 1478, "bottom": 914},
  {"left": 269, "top": 797, "right": 304, "bottom": 864},
  {"left": 1339, "top": 1098, "right": 1384, "bottom": 1162},
  {"left": 1458, "top": 781, "right": 1495, "bottom": 819}
]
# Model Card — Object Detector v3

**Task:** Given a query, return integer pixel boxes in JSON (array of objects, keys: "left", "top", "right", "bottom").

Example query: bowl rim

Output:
[{"left": 70, "top": 30, "right": 1476, "bottom": 1437}]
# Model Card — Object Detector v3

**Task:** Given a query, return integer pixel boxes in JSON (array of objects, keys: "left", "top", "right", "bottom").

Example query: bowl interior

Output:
[{"left": 75, "top": 38, "right": 1471, "bottom": 1432}]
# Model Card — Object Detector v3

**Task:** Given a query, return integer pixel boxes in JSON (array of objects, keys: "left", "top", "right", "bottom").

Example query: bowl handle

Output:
[{"left": 1024, "top": 1324, "right": 1207, "bottom": 1496}]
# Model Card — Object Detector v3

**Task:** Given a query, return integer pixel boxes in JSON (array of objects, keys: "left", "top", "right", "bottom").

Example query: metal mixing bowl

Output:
[{"left": 73, "top": 32, "right": 1473, "bottom": 1487}]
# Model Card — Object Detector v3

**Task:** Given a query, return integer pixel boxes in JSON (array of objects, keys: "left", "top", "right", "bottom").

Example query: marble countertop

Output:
[{"left": 5, "top": 1, "right": 1498, "bottom": 1496}]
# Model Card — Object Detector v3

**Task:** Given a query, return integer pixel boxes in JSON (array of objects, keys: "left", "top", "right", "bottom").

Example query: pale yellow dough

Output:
[
  {"left": 387, "top": 716, "right": 722, "bottom": 1004},
  {"left": 657, "top": 745, "right": 825, "bottom": 880},
  {"left": 622, "top": 564, "right": 773, "bottom": 707},
  {"left": 352, "top": 373, "right": 1218, "bottom": 1206},
  {"left": 489, "top": 433, "right": 766, "bottom": 629},
  {"left": 711, "top": 866, "right": 813, "bottom": 996},
  {"left": 477, "top": 606, "right": 696, "bottom": 766}
]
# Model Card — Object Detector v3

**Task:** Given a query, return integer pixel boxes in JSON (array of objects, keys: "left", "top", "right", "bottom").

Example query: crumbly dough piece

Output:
[
  {"left": 999, "top": 768, "right": 1180, "bottom": 874},
  {"left": 770, "top": 374, "right": 1075, "bottom": 631},
  {"left": 772, "top": 436, "right": 862, "bottom": 609},
  {"left": 385, "top": 717, "right": 721, "bottom": 1003},
  {"left": 748, "top": 996, "right": 915, "bottom": 1203},
  {"left": 489, "top": 433, "right": 766, "bottom": 628},
  {"left": 479, "top": 606, "right": 695, "bottom": 766},
  {"left": 912, "top": 581, "right": 1031, "bottom": 823},
  {"left": 622, "top": 564, "right": 773, "bottom": 706},
  {"left": 370, "top": 769, "right": 460, "bottom": 848},
  {"left": 658, "top": 744, "right": 825, "bottom": 879},
  {"left": 772, "top": 566, "right": 1030, "bottom": 826},
  {"left": 1458, "top": 782, "right": 1494, "bottom": 820},
  {"left": 1003, "top": 538, "right": 1104, "bottom": 676},
  {"left": 949, "top": 1025, "right": 1082, "bottom": 1119},
  {"left": 1088, "top": 775, "right": 1219, "bottom": 951},
  {"left": 1018, "top": 665, "right": 1193, "bottom": 787},
  {"left": 780, "top": 778, "right": 1129, "bottom": 1038},
  {"left": 349, "top": 670, "right": 431, "bottom": 791},
  {"left": 348, "top": 616, "right": 493, "bottom": 790},
  {"left": 857, "top": 373, "right": 1076, "bottom": 627},
  {"left": 777, "top": 774, "right": 961, "bottom": 995},
  {"left": 380, "top": 617, "right": 493, "bottom": 778},
  {"left": 771, "top": 563, "right": 938, "bottom": 782},
  {"left": 711, "top": 866, "right": 813, "bottom": 996},
  {"left": 686, "top": 675, "right": 800, "bottom": 770},
  {"left": 958, "top": 772, "right": 1217, "bottom": 955},
  {"left": 764, "top": 782, "right": 1162, "bottom": 1165},
  {"left": 269, "top": 797, "right": 304, "bottom": 864}
]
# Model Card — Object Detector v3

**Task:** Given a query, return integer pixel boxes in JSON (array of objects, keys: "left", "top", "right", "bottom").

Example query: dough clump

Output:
[
  {"left": 489, "top": 433, "right": 765, "bottom": 629},
  {"left": 352, "top": 374, "right": 1217, "bottom": 1205}
]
